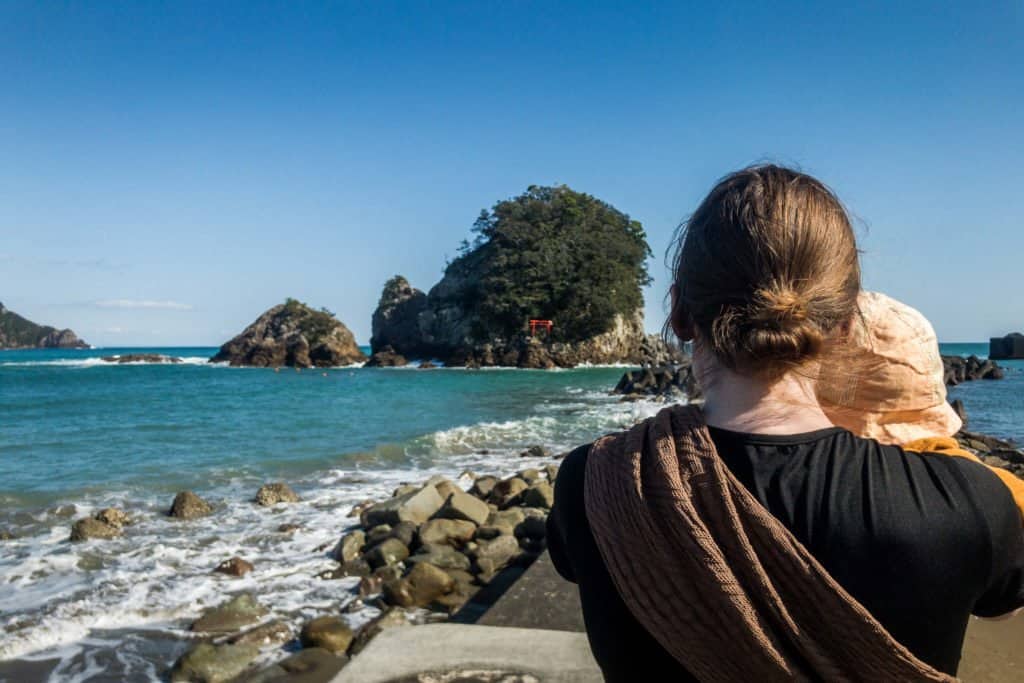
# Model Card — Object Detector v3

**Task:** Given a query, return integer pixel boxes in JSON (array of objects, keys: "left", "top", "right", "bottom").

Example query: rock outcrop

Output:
[
  {"left": 990, "top": 333, "right": 1024, "bottom": 360},
  {"left": 372, "top": 276, "right": 681, "bottom": 368},
  {"left": 0, "top": 301, "right": 88, "bottom": 349},
  {"left": 369, "top": 186, "right": 681, "bottom": 368},
  {"left": 942, "top": 355, "right": 1004, "bottom": 385},
  {"left": 101, "top": 354, "right": 182, "bottom": 364},
  {"left": 210, "top": 299, "right": 366, "bottom": 368},
  {"left": 612, "top": 362, "right": 702, "bottom": 402}
]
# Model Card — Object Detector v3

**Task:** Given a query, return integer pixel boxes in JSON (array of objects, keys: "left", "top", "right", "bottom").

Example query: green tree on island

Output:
[{"left": 443, "top": 185, "right": 652, "bottom": 344}]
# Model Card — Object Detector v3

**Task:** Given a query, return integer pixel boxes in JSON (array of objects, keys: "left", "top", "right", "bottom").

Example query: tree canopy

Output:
[{"left": 445, "top": 185, "right": 651, "bottom": 343}]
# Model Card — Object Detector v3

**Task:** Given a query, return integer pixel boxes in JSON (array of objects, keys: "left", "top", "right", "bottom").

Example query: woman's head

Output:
[{"left": 670, "top": 165, "right": 861, "bottom": 381}]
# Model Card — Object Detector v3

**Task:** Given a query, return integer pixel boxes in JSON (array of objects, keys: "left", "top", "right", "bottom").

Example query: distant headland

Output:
[{"left": 0, "top": 301, "right": 87, "bottom": 350}]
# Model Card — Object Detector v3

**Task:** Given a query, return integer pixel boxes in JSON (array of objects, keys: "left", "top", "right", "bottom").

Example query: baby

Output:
[{"left": 818, "top": 291, "right": 1024, "bottom": 514}]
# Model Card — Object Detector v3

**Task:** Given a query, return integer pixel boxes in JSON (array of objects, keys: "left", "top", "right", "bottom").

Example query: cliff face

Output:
[
  {"left": 0, "top": 302, "right": 88, "bottom": 349},
  {"left": 210, "top": 299, "right": 366, "bottom": 368}
]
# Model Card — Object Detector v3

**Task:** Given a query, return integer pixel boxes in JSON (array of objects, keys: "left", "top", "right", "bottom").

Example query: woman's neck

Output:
[{"left": 697, "top": 356, "right": 835, "bottom": 435}]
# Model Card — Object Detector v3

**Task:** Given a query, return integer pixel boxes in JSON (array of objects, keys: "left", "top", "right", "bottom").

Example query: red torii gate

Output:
[{"left": 529, "top": 319, "right": 554, "bottom": 337}]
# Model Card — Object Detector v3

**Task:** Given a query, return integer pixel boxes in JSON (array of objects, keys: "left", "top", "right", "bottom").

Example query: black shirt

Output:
[{"left": 547, "top": 426, "right": 1024, "bottom": 680}]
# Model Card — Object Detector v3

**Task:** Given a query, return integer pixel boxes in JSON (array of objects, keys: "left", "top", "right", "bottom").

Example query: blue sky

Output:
[{"left": 1, "top": 2, "right": 1021, "bottom": 346}]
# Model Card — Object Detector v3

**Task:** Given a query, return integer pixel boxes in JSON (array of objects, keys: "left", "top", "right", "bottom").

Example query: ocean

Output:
[{"left": 0, "top": 343, "right": 1021, "bottom": 681}]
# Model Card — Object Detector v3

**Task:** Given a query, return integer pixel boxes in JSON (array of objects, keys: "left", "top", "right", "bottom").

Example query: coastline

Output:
[{"left": 1, "top": 346, "right": 1022, "bottom": 680}]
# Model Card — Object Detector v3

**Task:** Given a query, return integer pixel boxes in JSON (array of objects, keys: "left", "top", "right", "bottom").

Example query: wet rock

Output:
[
  {"left": 418, "top": 519, "right": 476, "bottom": 547},
  {"left": 364, "top": 524, "right": 393, "bottom": 547},
  {"left": 190, "top": 593, "right": 268, "bottom": 634},
  {"left": 383, "top": 562, "right": 454, "bottom": 608},
  {"left": 94, "top": 507, "right": 130, "bottom": 529},
  {"left": 518, "top": 468, "right": 542, "bottom": 484},
  {"left": 392, "top": 484, "right": 419, "bottom": 498},
  {"left": 214, "top": 557, "right": 254, "bottom": 577},
  {"left": 248, "top": 647, "right": 348, "bottom": 683},
  {"left": 389, "top": 521, "right": 419, "bottom": 548},
  {"left": 0, "top": 529, "right": 14, "bottom": 541},
  {"left": 406, "top": 543, "right": 472, "bottom": 572},
  {"left": 169, "top": 491, "right": 212, "bottom": 519},
  {"left": 318, "top": 557, "right": 372, "bottom": 580},
  {"left": 419, "top": 360, "right": 437, "bottom": 369},
  {"left": 520, "top": 445, "right": 552, "bottom": 459},
  {"left": 469, "top": 476, "right": 499, "bottom": 500},
  {"left": 255, "top": 482, "right": 300, "bottom": 506},
  {"left": 227, "top": 620, "right": 293, "bottom": 647},
  {"left": 277, "top": 523, "right": 301, "bottom": 534},
  {"left": 543, "top": 463, "right": 560, "bottom": 481},
  {"left": 360, "top": 485, "right": 444, "bottom": 528},
  {"left": 364, "top": 345, "right": 409, "bottom": 368},
  {"left": 521, "top": 481, "right": 554, "bottom": 509},
  {"left": 488, "top": 477, "right": 528, "bottom": 508},
  {"left": 102, "top": 353, "right": 182, "bottom": 364},
  {"left": 332, "top": 530, "right": 365, "bottom": 563},
  {"left": 358, "top": 565, "right": 403, "bottom": 597},
  {"left": 364, "top": 537, "right": 410, "bottom": 569},
  {"left": 69, "top": 517, "right": 121, "bottom": 542},
  {"left": 435, "top": 489, "right": 490, "bottom": 527},
  {"left": 300, "top": 615, "right": 354, "bottom": 655},
  {"left": 170, "top": 642, "right": 260, "bottom": 683},
  {"left": 348, "top": 607, "right": 410, "bottom": 656},
  {"left": 347, "top": 500, "right": 374, "bottom": 518}
]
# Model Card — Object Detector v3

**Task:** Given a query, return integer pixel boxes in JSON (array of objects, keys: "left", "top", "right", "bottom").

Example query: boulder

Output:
[
  {"left": 435, "top": 489, "right": 490, "bottom": 526},
  {"left": 169, "top": 491, "right": 212, "bottom": 519},
  {"left": 488, "top": 477, "right": 528, "bottom": 508},
  {"left": 364, "top": 345, "right": 409, "bottom": 368},
  {"left": 348, "top": 607, "right": 410, "bottom": 656},
  {"left": 214, "top": 557, "right": 254, "bottom": 577},
  {"left": 406, "top": 543, "right": 472, "bottom": 572},
  {"left": 69, "top": 517, "right": 120, "bottom": 542},
  {"left": 469, "top": 476, "right": 499, "bottom": 500},
  {"left": 365, "top": 524, "right": 394, "bottom": 547},
  {"left": 170, "top": 642, "right": 260, "bottom": 683},
  {"left": 364, "top": 538, "right": 410, "bottom": 569},
  {"left": 190, "top": 593, "right": 267, "bottom": 634},
  {"left": 300, "top": 615, "right": 354, "bottom": 655},
  {"left": 471, "top": 535, "right": 521, "bottom": 577},
  {"left": 360, "top": 486, "right": 444, "bottom": 528},
  {"left": 93, "top": 507, "right": 130, "bottom": 529},
  {"left": 247, "top": 648, "right": 348, "bottom": 683},
  {"left": 227, "top": 620, "right": 293, "bottom": 647},
  {"left": 522, "top": 481, "right": 554, "bottom": 509},
  {"left": 210, "top": 299, "right": 366, "bottom": 368},
  {"left": 0, "top": 529, "right": 14, "bottom": 541},
  {"left": 254, "top": 482, "right": 299, "bottom": 506},
  {"left": 332, "top": 530, "right": 365, "bottom": 563},
  {"left": 358, "top": 565, "right": 403, "bottom": 598},
  {"left": 520, "top": 446, "right": 551, "bottom": 459},
  {"left": 418, "top": 519, "right": 476, "bottom": 547},
  {"left": 389, "top": 521, "right": 419, "bottom": 548},
  {"left": 319, "top": 557, "right": 372, "bottom": 580},
  {"left": 383, "top": 562, "right": 454, "bottom": 608}
]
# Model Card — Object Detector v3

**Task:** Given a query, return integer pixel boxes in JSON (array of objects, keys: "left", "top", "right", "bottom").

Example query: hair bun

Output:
[{"left": 754, "top": 285, "right": 809, "bottom": 324}]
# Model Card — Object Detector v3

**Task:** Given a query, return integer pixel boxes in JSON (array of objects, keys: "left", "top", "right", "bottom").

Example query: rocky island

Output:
[
  {"left": 371, "top": 186, "right": 682, "bottom": 368},
  {"left": 0, "top": 301, "right": 87, "bottom": 349},
  {"left": 210, "top": 298, "right": 366, "bottom": 368}
]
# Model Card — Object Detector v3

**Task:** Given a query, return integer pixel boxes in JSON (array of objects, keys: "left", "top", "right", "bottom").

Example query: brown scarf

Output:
[{"left": 583, "top": 404, "right": 955, "bottom": 682}]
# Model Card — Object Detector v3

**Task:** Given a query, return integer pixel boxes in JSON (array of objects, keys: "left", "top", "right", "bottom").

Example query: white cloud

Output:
[{"left": 94, "top": 299, "right": 193, "bottom": 311}]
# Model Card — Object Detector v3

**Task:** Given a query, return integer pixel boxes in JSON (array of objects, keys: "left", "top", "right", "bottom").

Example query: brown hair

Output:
[{"left": 669, "top": 165, "right": 861, "bottom": 381}]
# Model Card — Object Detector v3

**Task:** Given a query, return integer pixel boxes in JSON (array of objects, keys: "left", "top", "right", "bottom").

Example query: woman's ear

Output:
[{"left": 669, "top": 284, "right": 695, "bottom": 342}]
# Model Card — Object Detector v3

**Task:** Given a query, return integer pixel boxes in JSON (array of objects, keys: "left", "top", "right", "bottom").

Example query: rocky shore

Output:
[{"left": 60, "top": 456, "right": 562, "bottom": 681}]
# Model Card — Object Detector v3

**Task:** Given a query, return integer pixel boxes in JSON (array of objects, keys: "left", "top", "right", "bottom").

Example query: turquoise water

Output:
[{"left": 0, "top": 343, "right": 1020, "bottom": 680}]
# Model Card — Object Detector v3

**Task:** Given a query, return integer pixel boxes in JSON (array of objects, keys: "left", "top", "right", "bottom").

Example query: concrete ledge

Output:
[{"left": 332, "top": 624, "right": 601, "bottom": 683}]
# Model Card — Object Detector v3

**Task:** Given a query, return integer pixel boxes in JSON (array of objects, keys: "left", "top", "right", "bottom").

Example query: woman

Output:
[{"left": 546, "top": 165, "right": 1024, "bottom": 681}]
